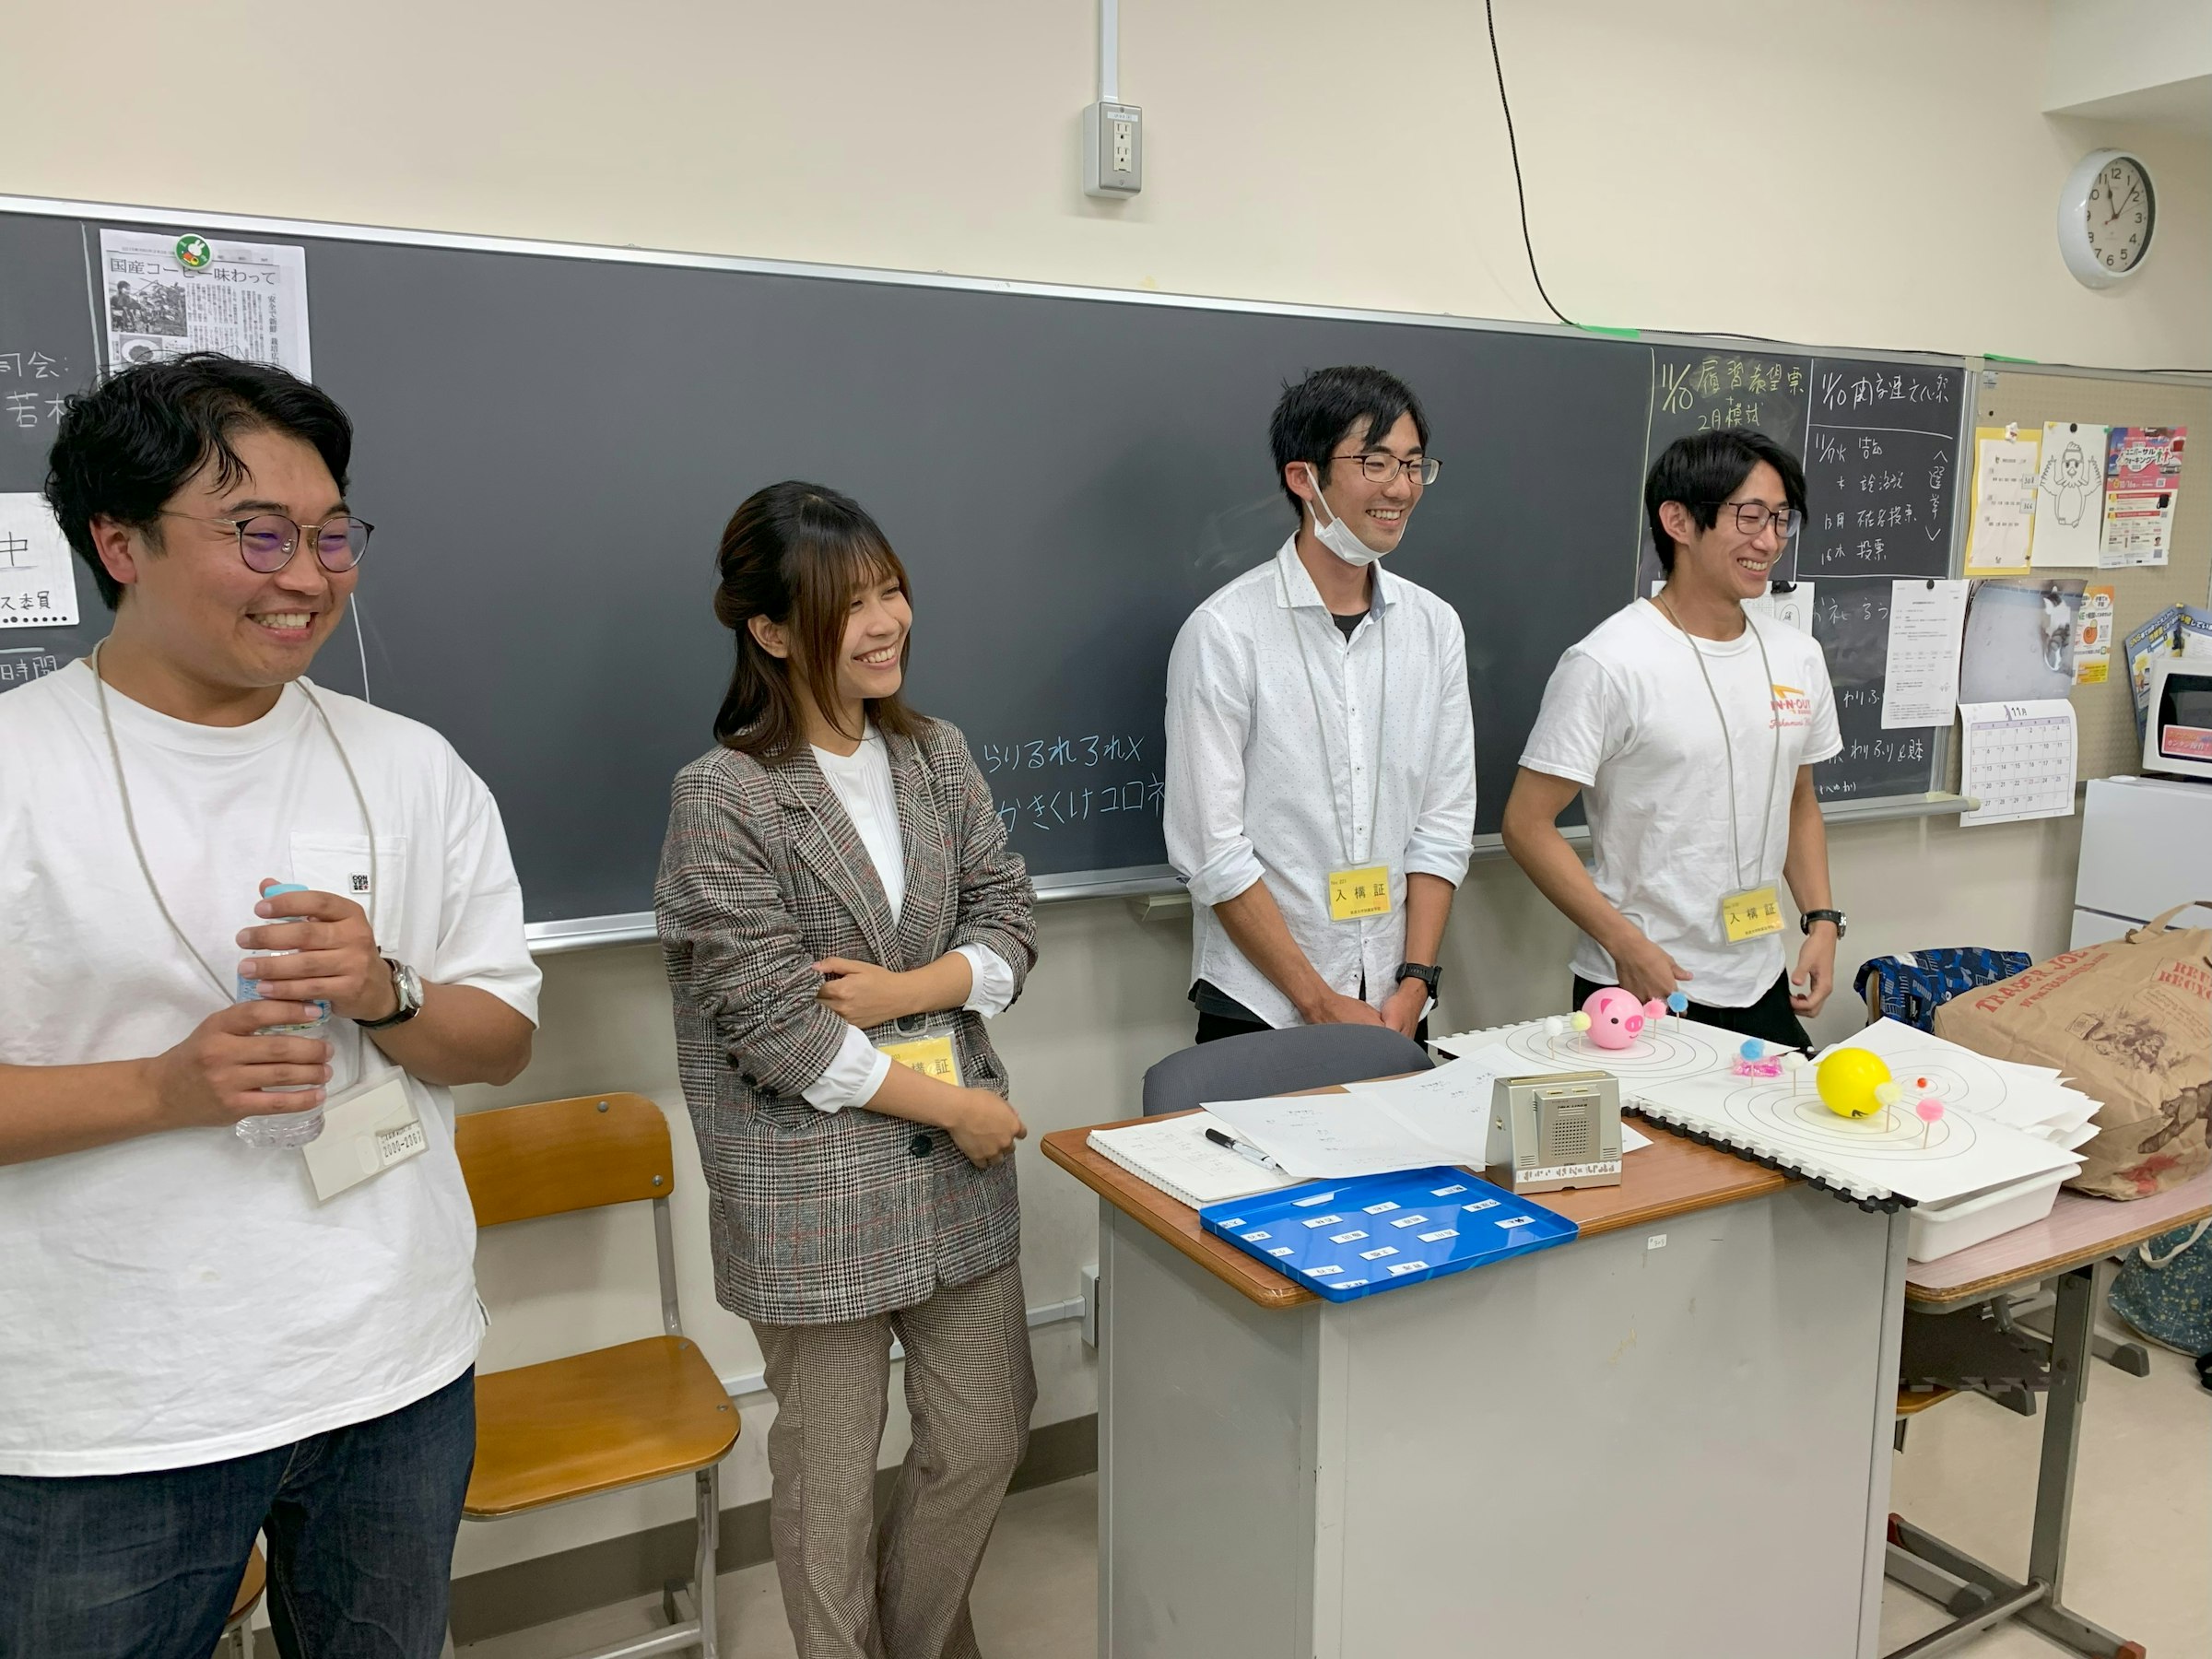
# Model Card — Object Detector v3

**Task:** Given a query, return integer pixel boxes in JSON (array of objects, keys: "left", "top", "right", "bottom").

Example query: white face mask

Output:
[{"left": 1301, "top": 464, "right": 1385, "bottom": 567}]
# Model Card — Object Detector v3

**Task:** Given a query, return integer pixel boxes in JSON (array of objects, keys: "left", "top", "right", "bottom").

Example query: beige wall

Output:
[{"left": 5, "top": 0, "right": 2201, "bottom": 1578}]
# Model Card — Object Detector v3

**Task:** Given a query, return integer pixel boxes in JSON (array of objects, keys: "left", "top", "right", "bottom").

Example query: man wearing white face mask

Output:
[{"left": 1165, "top": 366, "right": 1477, "bottom": 1041}]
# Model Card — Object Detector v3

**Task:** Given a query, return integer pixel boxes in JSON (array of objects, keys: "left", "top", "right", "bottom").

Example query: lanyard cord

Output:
[
  {"left": 1650, "top": 595, "right": 1781, "bottom": 892},
  {"left": 92, "top": 643, "right": 379, "bottom": 1004},
  {"left": 1279, "top": 559, "right": 1388, "bottom": 870}
]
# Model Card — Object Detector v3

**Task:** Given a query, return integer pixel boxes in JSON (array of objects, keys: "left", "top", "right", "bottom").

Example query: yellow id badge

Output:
[
  {"left": 879, "top": 1033, "right": 960, "bottom": 1085},
  {"left": 1327, "top": 865, "right": 1394, "bottom": 922},
  {"left": 1721, "top": 885, "right": 1785, "bottom": 943}
]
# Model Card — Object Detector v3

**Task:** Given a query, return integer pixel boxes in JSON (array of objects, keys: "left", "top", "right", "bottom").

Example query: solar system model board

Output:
[{"left": 1436, "top": 1014, "right": 2081, "bottom": 1211}]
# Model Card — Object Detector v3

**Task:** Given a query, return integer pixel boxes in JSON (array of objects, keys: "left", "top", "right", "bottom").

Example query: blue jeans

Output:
[{"left": 0, "top": 1364, "right": 475, "bottom": 1659}]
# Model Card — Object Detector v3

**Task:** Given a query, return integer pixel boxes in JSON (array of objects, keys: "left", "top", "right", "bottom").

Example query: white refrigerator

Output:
[{"left": 2071, "top": 775, "right": 2212, "bottom": 947}]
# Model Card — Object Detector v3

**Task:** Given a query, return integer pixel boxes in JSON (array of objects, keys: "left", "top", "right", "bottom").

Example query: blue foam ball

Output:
[
  {"left": 1666, "top": 992, "right": 1688, "bottom": 1014},
  {"left": 1738, "top": 1038, "right": 1765, "bottom": 1061}
]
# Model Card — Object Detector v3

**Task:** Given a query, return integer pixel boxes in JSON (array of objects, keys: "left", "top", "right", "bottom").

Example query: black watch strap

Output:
[
  {"left": 358, "top": 958, "right": 425, "bottom": 1029},
  {"left": 1800, "top": 909, "right": 1846, "bottom": 938},
  {"left": 1395, "top": 961, "right": 1441, "bottom": 995}
]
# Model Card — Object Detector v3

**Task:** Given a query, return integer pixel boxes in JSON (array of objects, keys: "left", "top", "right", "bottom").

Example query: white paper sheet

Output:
[
  {"left": 1966, "top": 432, "right": 2039, "bottom": 571},
  {"left": 1959, "top": 699, "right": 2077, "bottom": 826},
  {"left": 2031, "top": 422, "right": 2108, "bottom": 567},
  {"left": 1343, "top": 1050, "right": 1661, "bottom": 1167},
  {"left": 1203, "top": 1091, "right": 1458, "bottom": 1180},
  {"left": 100, "top": 228, "right": 312, "bottom": 378},
  {"left": 1881, "top": 578, "right": 1968, "bottom": 728},
  {"left": 1085, "top": 1111, "right": 1298, "bottom": 1207},
  {"left": 1212, "top": 1052, "right": 1656, "bottom": 1182},
  {"left": 0, "top": 492, "right": 79, "bottom": 629}
]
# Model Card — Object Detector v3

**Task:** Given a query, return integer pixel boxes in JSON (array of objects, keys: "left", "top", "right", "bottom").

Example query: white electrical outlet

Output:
[{"left": 1083, "top": 101, "right": 1143, "bottom": 197}]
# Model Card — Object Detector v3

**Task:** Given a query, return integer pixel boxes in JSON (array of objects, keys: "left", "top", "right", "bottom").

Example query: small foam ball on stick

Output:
[
  {"left": 1914, "top": 1096, "right": 1946, "bottom": 1148},
  {"left": 1873, "top": 1081, "right": 1904, "bottom": 1108},
  {"left": 1570, "top": 1012, "right": 1592, "bottom": 1033},
  {"left": 1666, "top": 992, "right": 1688, "bottom": 1017},
  {"left": 1739, "top": 1038, "right": 1766, "bottom": 1062},
  {"left": 1544, "top": 1015, "right": 1565, "bottom": 1039},
  {"left": 1781, "top": 1051, "right": 1808, "bottom": 1090}
]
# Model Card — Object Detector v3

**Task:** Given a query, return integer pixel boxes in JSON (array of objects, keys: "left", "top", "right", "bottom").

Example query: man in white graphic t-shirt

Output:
[
  {"left": 0, "top": 354, "right": 539, "bottom": 1657},
  {"left": 1502, "top": 428, "right": 1844, "bottom": 1051}
]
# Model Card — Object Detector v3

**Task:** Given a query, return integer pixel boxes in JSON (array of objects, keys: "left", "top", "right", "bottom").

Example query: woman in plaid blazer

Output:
[{"left": 657, "top": 482, "right": 1039, "bottom": 1659}]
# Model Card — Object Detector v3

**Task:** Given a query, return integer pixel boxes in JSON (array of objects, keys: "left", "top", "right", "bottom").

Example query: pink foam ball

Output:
[{"left": 1914, "top": 1098, "right": 1946, "bottom": 1124}]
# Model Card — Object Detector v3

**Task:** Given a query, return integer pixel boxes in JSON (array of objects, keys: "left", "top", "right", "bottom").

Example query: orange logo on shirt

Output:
[{"left": 1769, "top": 682, "right": 1813, "bottom": 728}]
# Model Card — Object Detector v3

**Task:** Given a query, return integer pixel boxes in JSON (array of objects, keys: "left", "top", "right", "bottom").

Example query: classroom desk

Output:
[
  {"left": 1044, "top": 1104, "right": 1911, "bottom": 1658},
  {"left": 1885, "top": 1172, "right": 2212, "bottom": 1659}
]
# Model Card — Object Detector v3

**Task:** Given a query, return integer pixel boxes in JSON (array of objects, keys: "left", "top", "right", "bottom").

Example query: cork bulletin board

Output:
[{"left": 1968, "top": 368, "right": 2209, "bottom": 784}]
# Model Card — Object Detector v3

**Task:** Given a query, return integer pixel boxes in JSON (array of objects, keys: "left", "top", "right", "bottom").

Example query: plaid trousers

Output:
[{"left": 751, "top": 1262, "right": 1036, "bottom": 1659}]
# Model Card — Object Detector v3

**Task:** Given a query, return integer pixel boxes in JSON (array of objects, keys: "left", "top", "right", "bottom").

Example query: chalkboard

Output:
[
  {"left": 1639, "top": 347, "right": 1967, "bottom": 802},
  {"left": 0, "top": 201, "right": 1959, "bottom": 924}
]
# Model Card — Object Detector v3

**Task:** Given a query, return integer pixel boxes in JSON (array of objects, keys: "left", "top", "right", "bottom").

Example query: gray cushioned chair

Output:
[{"left": 1141, "top": 1024, "right": 1432, "bottom": 1117}]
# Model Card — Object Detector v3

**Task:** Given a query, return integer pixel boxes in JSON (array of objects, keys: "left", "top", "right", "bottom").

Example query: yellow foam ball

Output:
[{"left": 1817, "top": 1049, "right": 1894, "bottom": 1119}]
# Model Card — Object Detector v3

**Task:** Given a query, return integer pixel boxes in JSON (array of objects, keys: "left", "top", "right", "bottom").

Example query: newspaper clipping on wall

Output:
[{"left": 98, "top": 229, "right": 312, "bottom": 380}]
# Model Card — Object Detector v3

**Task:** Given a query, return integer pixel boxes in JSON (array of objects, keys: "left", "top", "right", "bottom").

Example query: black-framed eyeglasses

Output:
[
  {"left": 1332, "top": 452, "right": 1442, "bottom": 487},
  {"left": 159, "top": 511, "right": 374, "bottom": 573},
  {"left": 1706, "top": 500, "right": 1799, "bottom": 539}
]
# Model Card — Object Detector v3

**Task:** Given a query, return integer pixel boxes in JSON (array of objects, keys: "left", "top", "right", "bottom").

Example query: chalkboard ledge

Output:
[
  {"left": 521, "top": 864, "right": 1191, "bottom": 955},
  {"left": 519, "top": 794, "right": 1974, "bottom": 955}
]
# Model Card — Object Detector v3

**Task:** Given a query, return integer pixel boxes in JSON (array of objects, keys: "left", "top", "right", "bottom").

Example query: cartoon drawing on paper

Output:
[{"left": 2039, "top": 440, "right": 2099, "bottom": 526}]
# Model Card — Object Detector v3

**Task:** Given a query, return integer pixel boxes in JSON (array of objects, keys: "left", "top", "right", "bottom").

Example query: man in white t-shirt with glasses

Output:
[
  {"left": 1503, "top": 428, "right": 1844, "bottom": 1051},
  {"left": 0, "top": 353, "right": 540, "bottom": 1658}
]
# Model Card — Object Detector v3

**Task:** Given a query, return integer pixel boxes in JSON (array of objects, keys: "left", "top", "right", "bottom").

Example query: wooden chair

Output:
[
  {"left": 454, "top": 1093, "right": 739, "bottom": 1659},
  {"left": 210, "top": 1544, "right": 265, "bottom": 1659}
]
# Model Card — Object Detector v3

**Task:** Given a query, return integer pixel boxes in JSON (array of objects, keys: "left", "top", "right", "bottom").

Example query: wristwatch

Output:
[
  {"left": 1394, "top": 961, "right": 1441, "bottom": 997},
  {"left": 358, "top": 958, "right": 425, "bottom": 1029},
  {"left": 1800, "top": 910, "right": 1847, "bottom": 939}
]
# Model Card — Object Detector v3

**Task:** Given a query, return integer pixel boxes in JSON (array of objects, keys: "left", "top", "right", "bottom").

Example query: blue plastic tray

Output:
[{"left": 1200, "top": 1167, "right": 1578, "bottom": 1302}]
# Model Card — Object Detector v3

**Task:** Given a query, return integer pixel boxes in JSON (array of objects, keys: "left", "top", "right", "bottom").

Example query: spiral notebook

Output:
[{"left": 1085, "top": 1112, "right": 1298, "bottom": 1208}]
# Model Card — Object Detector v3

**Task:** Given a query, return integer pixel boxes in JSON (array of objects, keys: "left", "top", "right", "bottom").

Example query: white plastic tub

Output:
[{"left": 1907, "top": 1167, "right": 2068, "bottom": 1263}]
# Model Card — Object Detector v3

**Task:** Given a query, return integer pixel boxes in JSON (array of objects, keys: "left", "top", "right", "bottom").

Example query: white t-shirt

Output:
[
  {"left": 800, "top": 729, "right": 1015, "bottom": 1112},
  {"left": 1520, "top": 601, "right": 1842, "bottom": 1008},
  {"left": 0, "top": 663, "right": 541, "bottom": 1476}
]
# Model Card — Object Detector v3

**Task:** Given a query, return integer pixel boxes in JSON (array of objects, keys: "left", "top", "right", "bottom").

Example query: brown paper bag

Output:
[{"left": 1934, "top": 902, "right": 2211, "bottom": 1198}]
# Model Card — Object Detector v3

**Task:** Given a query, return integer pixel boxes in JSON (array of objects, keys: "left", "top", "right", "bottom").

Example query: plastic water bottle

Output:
[{"left": 233, "top": 882, "right": 329, "bottom": 1147}]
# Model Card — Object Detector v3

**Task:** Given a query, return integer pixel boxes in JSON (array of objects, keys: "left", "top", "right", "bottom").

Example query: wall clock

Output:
[{"left": 2058, "top": 148, "right": 2155, "bottom": 289}]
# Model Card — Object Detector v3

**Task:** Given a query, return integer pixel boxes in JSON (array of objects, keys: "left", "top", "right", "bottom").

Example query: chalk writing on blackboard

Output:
[
  {"left": 1816, "top": 369, "right": 1955, "bottom": 414},
  {"left": 994, "top": 776, "right": 1164, "bottom": 836},
  {"left": 981, "top": 733, "right": 1147, "bottom": 772},
  {"left": 1801, "top": 363, "right": 1959, "bottom": 579},
  {"left": 0, "top": 349, "right": 73, "bottom": 429},
  {"left": 0, "top": 648, "right": 64, "bottom": 687}
]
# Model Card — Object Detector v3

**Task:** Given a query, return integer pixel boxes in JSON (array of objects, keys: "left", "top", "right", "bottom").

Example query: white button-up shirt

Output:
[{"left": 1164, "top": 537, "right": 1478, "bottom": 1028}]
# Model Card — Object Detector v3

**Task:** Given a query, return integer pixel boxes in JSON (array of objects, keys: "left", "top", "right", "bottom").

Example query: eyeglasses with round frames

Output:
[
  {"left": 159, "top": 511, "right": 374, "bottom": 573},
  {"left": 1705, "top": 500, "right": 1799, "bottom": 539},
  {"left": 1330, "top": 452, "right": 1441, "bottom": 487}
]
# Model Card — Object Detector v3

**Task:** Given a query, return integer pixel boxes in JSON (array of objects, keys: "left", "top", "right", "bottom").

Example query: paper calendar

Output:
[{"left": 1958, "top": 699, "right": 2077, "bottom": 826}]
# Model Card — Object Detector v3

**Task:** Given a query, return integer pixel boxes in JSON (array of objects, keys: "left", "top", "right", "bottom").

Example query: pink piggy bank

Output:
[{"left": 1581, "top": 987, "right": 1665, "bottom": 1050}]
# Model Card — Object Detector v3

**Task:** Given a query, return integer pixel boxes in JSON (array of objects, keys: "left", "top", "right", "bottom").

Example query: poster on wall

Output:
[
  {"left": 1965, "top": 427, "right": 2038, "bottom": 573},
  {"left": 0, "top": 492, "right": 80, "bottom": 629},
  {"left": 2030, "top": 421, "right": 2107, "bottom": 567},
  {"left": 2073, "top": 585, "right": 2114, "bottom": 685},
  {"left": 2100, "top": 426, "right": 2186, "bottom": 569},
  {"left": 99, "top": 229, "right": 312, "bottom": 379}
]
